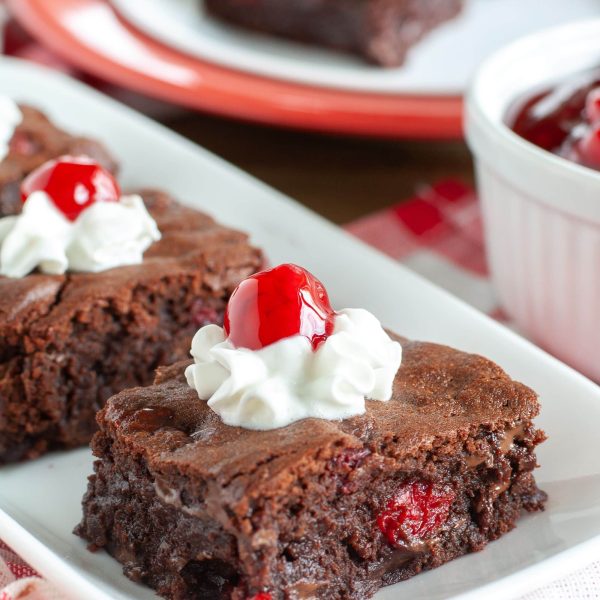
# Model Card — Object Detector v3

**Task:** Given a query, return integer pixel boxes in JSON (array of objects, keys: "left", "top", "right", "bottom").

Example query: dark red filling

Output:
[
  {"left": 376, "top": 481, "right": 455, "bottom": 546},
  {"left": 508, "top": 69, "right": 600, "bottom": 171},
  {"left": 327, "top": 447, "right": 372, "bottom": 495},
  {"left": 191, "top": 300, "right": 224, "bottom": 328}
]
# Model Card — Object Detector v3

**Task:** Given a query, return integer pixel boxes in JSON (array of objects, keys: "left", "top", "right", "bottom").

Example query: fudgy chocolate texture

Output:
[
  {"left": 204, "top": 0, "right": 463, "bottom": 67},
  {"left": 77, "top": 339, "right": 547, "bottom": 599},
  {"left": 0, "top": 104, "right": 117, "bottom": 217},
  {"left": 0, "top": 190, "right": 262, "bottom": 463}
]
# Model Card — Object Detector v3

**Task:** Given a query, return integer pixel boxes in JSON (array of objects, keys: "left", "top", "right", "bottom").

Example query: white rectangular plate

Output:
[{"left": 0, "top": 58, "right": 599, "bottom": 600}]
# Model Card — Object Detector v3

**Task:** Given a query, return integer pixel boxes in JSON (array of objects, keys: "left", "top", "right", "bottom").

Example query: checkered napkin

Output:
[
  {"left": 1, "top": 7, "right": 599, "bottom": 599},
  {"left": 0, "top": 541, "right": 61, "bottom": 600},
  {"left": 346, "top": 180, "right": 506, "bottom": 320}
]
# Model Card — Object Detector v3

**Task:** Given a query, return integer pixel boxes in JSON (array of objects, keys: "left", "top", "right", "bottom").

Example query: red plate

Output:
[{"left": 8, "top": 0, "right": 463, "bottom": 139}]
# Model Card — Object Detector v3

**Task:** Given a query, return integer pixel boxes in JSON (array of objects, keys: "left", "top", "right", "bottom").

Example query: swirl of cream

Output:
[
  {"left": 0, "top": 192, "right": 161, "bottom": 278},
  {"left": 0, "top": 96, "right": 22, "bottom": 162},
  {"left": 185, "top": 308, "right": 402, "bottom": 430}
]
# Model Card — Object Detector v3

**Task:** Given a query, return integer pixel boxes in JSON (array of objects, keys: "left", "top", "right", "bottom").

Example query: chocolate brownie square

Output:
[
  {"left": 76, "top": 338, "right": 546, "bottom": 599},
  {"left": 204, "top": 0, "right": 464, "bottom": 67},
  {"left": 0, "top": 104, "right": 117, "bottom": 217},
  {"left": 0, "top": 190, "right": 262, "bottom": 463}
]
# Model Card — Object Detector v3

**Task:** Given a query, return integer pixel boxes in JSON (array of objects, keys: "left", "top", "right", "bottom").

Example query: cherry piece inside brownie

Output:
[
  {"left": 508, "top": 68, "right": 600, "bottom": 171},
  {"left": 203, "top": 0, "right": 464, "bottom": 67},
  {"left": 0, "top": 96, "right": 117, "bottom": 218},
  {"left": 0, "top": 157, "right": 262, "bottom": 463},
  {"left": 76, "top": 264, "right": 547, "bottom": 600}
]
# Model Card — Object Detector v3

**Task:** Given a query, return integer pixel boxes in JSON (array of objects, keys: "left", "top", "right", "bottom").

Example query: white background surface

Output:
[{"left": 0, "top": 59, "right": 600, "bottom": 600}]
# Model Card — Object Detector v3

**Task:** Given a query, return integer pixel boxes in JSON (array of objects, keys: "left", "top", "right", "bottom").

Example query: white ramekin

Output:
[{"left": 466, "top": 19, "right": 600, "bottom": 382}]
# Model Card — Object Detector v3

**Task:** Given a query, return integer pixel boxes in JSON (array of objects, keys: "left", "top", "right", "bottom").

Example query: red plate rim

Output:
[{"left": 7, "top": 0, "right": 464, "bottom": 139}]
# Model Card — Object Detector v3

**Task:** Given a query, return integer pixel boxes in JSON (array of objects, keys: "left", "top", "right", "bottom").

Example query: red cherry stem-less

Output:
[
  {"left": 224, "top": 264, "right": 335, "bottom": 351},
  {"left": 20, "top": 155, "right": 121, "bottom": 221}
]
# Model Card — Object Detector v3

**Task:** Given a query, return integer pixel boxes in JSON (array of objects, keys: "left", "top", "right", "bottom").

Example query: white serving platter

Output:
[
  {"left": 111, "top": 0, "right": 600, "bottom": 95},
  {"left": 0, "top": 58, "right": 599, "bottom": 600}
]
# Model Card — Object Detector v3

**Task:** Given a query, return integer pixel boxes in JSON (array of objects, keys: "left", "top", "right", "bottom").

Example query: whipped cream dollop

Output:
[
  {"left": 185, "top": 308, "right": 402, "bottom": 430},
  {"left": 0, "top": 96, "right": 22, "bottom": 162},
  {"left": 0, "top": 192, "right": 161, "bottom": 278}
]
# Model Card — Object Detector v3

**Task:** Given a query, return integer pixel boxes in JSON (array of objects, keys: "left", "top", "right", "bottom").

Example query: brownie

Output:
[
  {"left": 76, "top": 338, "right": 546, "bottom": 599},
  {"left": 204, "top": 0, "right": 464, "bottom": 67},
  {"left": 0, "top": 104, "right": 117, "bottom": 218},
  {"left": 0, "top": 189, "right": 262, "bottom": 463}
]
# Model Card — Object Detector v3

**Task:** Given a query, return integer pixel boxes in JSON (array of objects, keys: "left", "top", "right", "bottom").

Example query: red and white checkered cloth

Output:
[
  {"left": 346, "top": 180, "right": 509, "bottom": 321},
  {"left": 0, "top": 8, "right": 599, "bottom": 600},
  {"left": 0, "top": 541, "right": 61, "bottom": 600}
]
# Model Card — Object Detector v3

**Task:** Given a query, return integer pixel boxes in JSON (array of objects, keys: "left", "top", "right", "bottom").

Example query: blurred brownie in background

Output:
[{"left": 204, "top": 0, "right": 464, "bottom": 66}]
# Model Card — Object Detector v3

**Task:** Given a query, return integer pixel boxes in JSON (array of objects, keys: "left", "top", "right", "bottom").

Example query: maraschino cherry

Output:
[
  {"left": 21, "top": 155, "right": 120, "bottom": 221},
  {"left": 377, "top": 480, "right": 455, "bottom": 546},
  {"left": 224, "top": 264, "right": 335, "bottom": 351}
]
